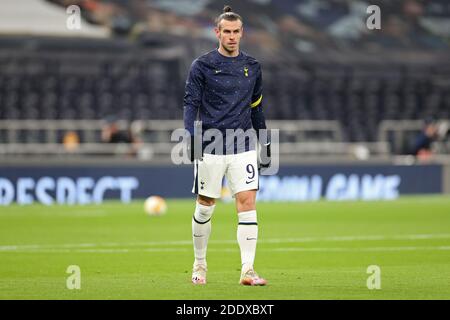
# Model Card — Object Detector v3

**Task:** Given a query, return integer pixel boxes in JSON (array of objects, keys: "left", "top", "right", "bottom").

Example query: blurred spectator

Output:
[
  {"left": 63, "top": 131, "right": 80, "bottom": 152},
  {"left": 101, "top": 117, "right": 133, "bottom": 144},
  {"left": 101, "top": 117, "right": 141, "bottom": 157},
  {"left": 46, "top": 0, "right": 450, "bottom": 52},
  {"left": 411, "top": 119, "right": 438, "bottom": 158}
]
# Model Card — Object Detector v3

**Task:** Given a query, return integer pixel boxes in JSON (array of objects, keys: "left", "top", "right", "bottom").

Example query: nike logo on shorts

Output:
[{"left": 245, "top": 180, "right": 255, "bottom": 184}]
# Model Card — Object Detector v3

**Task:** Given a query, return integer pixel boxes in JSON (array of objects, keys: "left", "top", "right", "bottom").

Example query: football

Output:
[{"left": 144, "top": 196, "right": 167, "bottom": 216}]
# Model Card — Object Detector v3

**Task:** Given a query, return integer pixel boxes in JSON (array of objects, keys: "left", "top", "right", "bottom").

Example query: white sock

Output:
[
  {"left": 192, "top": 202, "right": 215, "bottom": 267},
  {"left": 237, "top": 210, "right": 258, "bottom": 273}
]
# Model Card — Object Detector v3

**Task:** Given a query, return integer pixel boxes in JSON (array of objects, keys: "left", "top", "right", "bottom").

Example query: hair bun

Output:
[{"left": 223, "top": 5, "right": 232, "bottom": 13}]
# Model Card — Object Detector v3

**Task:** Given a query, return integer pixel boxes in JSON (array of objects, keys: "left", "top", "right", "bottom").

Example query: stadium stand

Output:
[
  {"left": 0, "top": 0, "right": 449, "bottom": 155},
  {"left": 0, "top": 36, "right": 448, "bottom": 143}
]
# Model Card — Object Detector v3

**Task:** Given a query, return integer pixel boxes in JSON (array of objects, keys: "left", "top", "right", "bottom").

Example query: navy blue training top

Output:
[{"left": 183, "top": 49, "right": 265, "bottom": 154}]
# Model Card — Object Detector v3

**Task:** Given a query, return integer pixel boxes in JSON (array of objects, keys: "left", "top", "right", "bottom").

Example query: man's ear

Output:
[{"left": 214, "top": 27, "right": 220, "bottom": 39}]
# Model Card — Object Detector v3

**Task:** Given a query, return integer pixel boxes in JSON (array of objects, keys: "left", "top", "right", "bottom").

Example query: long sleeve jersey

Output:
[{"left": 183, "top": 49, "right": 267, "bottom": 155}]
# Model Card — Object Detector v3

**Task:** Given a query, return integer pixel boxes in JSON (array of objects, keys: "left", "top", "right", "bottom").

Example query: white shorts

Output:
[{"left": 192, "top": 150, "right": 259, "bottom": 199}]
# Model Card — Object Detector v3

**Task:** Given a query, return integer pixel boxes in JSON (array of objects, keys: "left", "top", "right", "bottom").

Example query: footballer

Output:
[{"left": 183, "top": 5, "right": 271, "bottom": 286}]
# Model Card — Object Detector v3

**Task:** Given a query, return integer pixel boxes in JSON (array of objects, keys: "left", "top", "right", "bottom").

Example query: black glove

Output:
[
  {"left": 187, "top": 136, "right": 194, "bottom": 162},
  {"left": 259, "top": 142, "right": 271, "bottom": 169}
]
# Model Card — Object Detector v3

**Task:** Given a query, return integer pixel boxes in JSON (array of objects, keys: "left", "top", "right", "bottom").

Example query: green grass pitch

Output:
[{"left": 0, "top": 196, "right": 449, "bottom": 300}]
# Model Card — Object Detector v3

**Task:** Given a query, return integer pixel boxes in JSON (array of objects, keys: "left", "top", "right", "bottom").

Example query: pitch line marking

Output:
[
  {"left": 1, "top": 246, "right": 450, "bottom": 253},
  {"left": 1, "top": 233, "right": 450, "bottom": 252},
  {"left": 2, "top": 233, "right": 450, "bottom": 250}
]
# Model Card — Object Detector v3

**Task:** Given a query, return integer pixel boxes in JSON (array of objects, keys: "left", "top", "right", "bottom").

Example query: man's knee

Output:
[
  {"left": 239, "top": 200, "right": 255, "bottom": 211},
  {"left": 236, "top": 191, "right": 256, "bottom": 211},
  {"left": 197, "top": 195, "right": 216, "bottom": 207}
]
